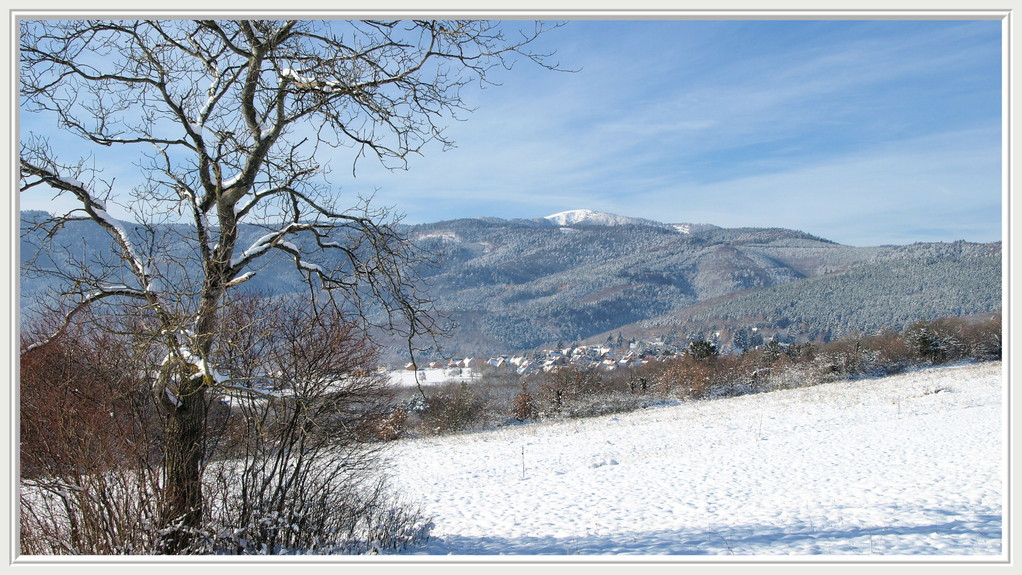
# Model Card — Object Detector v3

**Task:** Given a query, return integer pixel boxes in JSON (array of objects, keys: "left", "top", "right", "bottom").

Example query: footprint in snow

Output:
[{"left": 590, "top": 456, "right": 619, "bottom": 469}]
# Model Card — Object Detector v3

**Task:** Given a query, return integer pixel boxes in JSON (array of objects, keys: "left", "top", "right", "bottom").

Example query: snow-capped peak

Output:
[
  {"left": 543, "top": 209, "right": 656, "bottom": 227},
  {"left": 541, "top": 209, "right": 719, "bottom": 234}
]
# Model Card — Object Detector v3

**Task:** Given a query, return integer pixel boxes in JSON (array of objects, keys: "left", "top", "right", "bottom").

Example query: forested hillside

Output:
[
  {"left": 638, "top": 241, "right": 1002, "bottom": 344},
  {"left": 405, "top": 217, "right": 1000, "bottom": 355}
]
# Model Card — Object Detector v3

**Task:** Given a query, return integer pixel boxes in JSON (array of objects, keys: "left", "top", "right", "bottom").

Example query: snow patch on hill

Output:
[
  {"left": 543, "top": 209, "right": 719, "bottom": 235},
  {"left": 673, "top": 222, "right": 721, "bottom": 234},
  {"left": 543, "top": 209, "right": 657, "bottom": 227},
  {"left": 411, "top": 230, "right": 460, "bottom": 243}
]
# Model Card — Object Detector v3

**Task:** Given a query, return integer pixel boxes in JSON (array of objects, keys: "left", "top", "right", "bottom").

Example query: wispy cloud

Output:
[
  {"left": 355, "top": 19, "right": 1001, "bottom": 245},
  {"left": 643, "top": 126, "right": 1002, "bottom": 245}
]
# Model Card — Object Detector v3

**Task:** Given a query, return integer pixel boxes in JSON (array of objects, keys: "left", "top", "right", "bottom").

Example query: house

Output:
[
  {"left": 516, "top": 361, "right": 539, "bottom": 375},
  {"left": 509, "top": 355, "right": 529, "bottom": 367}
]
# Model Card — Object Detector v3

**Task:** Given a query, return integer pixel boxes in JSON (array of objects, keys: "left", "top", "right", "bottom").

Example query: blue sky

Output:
[
  {"left": 351, "top": 19, "right": 1003, "bottom": 246},
  {"left": 20, "top": 19, "right": 1003, "bottom": 247}
]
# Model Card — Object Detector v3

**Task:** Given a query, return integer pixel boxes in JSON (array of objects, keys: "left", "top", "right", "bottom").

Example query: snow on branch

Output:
[
  {"left": 158, "top": 332, "right": 228, "bottom": 402},
  {"left": 224, "top": 271, "right": 257, "bottom": 288},
  {"left": 91, "top": 207, "right": 150, "bottom": 280},
  {"left": 21, "top": 285, "right": 148, "bottom": 355},
  {"left": 281, "top": 68, "right": 350, "bottom": 94},
  {"left": 233, "top": 185, "right": 286, "bottom": 219},
  {"left": 230, "top": 229, "right": 288, "bottom": 268},
  {"left": 229, "top": 221, "right": 328, "bottom": 270},
  {"left": 21, "top": 159, "right": 156, "bottom": 293}
]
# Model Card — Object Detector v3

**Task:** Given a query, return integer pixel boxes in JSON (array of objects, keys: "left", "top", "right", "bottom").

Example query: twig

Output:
[{"left": 521, "top": 445, "right": 526, "bottom": 480}]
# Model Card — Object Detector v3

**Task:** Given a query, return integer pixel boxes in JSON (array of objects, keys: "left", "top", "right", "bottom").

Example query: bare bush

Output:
[
  {"left": 417, "top": 382, "right": 485, "bottom": 435},
  {"left": 359, "top": 406, "right": 410, "bottom": 442},
  {"left": 538, "top": 366, "right": 608, "bottom": 414},
  {"left": 20, "top": 310, "right": 164, "bottom": 554},
  {"left": 859, "top": 330, "right": 915, "bottom": 373},
  {"left": 200, "top": 297, "right": 432, "bottom": 553},
  {"left": 653, "top": 357, "right": 714, "bottom": 399},
  {"left": 961, "top": 314, "right": 1002, "bottom": 361},
  {"left": 20, "top": 298, "right": 433, "bottom": 555},
  {"left": 903, "top": 317, "right": 969, "bottom": 364}
]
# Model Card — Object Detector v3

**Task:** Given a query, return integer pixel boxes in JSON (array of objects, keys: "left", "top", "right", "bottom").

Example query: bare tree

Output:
[{"left": 19, "top": 19, "right": 559, "bottom": 551}]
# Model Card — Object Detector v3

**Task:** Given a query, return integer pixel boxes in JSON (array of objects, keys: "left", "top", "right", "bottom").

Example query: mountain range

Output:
[
  {"left": 406, "top": 210, "right": 1000, "bottom": 356},
  {"left": 19, "top": 209, "right": 1002, "bottom": 359}
]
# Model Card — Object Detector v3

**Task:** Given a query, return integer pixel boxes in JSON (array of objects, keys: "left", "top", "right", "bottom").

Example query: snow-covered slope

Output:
[
  {"left": 542, "top": 209, "right": 719, "bottom": 235},
  {"left": 386, "top": 362, "right": 1003, "bottom": 556}
]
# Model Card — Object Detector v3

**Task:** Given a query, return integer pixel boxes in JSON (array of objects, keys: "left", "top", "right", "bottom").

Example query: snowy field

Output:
[
  {"left": 388, "top": 367, "right": 479, "bottom": 388},
  {"left": 385, "top": 361, "right": 1005, "bottom": 557}
]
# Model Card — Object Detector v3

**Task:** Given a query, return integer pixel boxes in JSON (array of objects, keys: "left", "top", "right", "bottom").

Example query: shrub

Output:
[
  {"left": 903, "top": 317, "right": 968, "bottom": 364},
  {"left": 538, "top": 366, "right": 608, "bottom": 414},
  {"left": 860, "top": 330, "right": 914, "bottom": 374},
  {"left": 511, "top": 382, "right": 537, "bottom": 421},
  {"left": 961, "top": 314, "right": 1002, "bottom": 361},
  {"left": 20, "top": 311, "right": 165, "bottom": 554},
  {"left": 653, "top": 357, "right": 714, "bottom": 399},
  {"left": 763, "top": 361, "right": 813, "bottom": 391},
  {"left": 687, "top": 339, "right": 719, "bottom": 360},
  {"left": 20, "top": 314, "right": 156, "bottom": 480},
  {"left": 816, "top": 339, "right": 881, "bottom": 378},
  {"left": 706, "top": 353, "right": 765, "bottom": 398},
  {"left": 626, "top": 374, "right": 652, "bottom": 394},
  {"left": 419, "top": 382, "right": 485, "bottom": 434},
  {"left": 359, "top": 406, "right": 409, "bottom": 442}
]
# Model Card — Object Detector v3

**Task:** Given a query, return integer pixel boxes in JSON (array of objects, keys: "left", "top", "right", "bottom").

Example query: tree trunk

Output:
[
  {"left": 159, "top": 385, "right": 207, "bottom": 553},
  {"left": 153, "top": 285, "right": 221, "bottom": 553}
]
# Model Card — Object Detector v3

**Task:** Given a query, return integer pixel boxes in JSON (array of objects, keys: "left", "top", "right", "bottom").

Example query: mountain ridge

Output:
[{"left": 19, "top": 210, "right": 1002, "bottom": 358}]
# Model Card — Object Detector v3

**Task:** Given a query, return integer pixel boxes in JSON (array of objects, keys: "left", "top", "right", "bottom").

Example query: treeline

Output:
[{"left": 392, "top": 313, "right": 1002, "bottom": 437}]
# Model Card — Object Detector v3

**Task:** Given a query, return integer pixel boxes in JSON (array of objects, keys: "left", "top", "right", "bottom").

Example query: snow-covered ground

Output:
[
  {"left": 388, "top": 367, "right": 479, "bottom": 388},
  {"left": 385, "top": 361, "right": 1004, "bottom": 557}
]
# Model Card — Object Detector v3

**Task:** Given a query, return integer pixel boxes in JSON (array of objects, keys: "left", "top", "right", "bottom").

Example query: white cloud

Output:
[{"left": 633, "top": 126, "right": 1002, "bottom": 245}]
